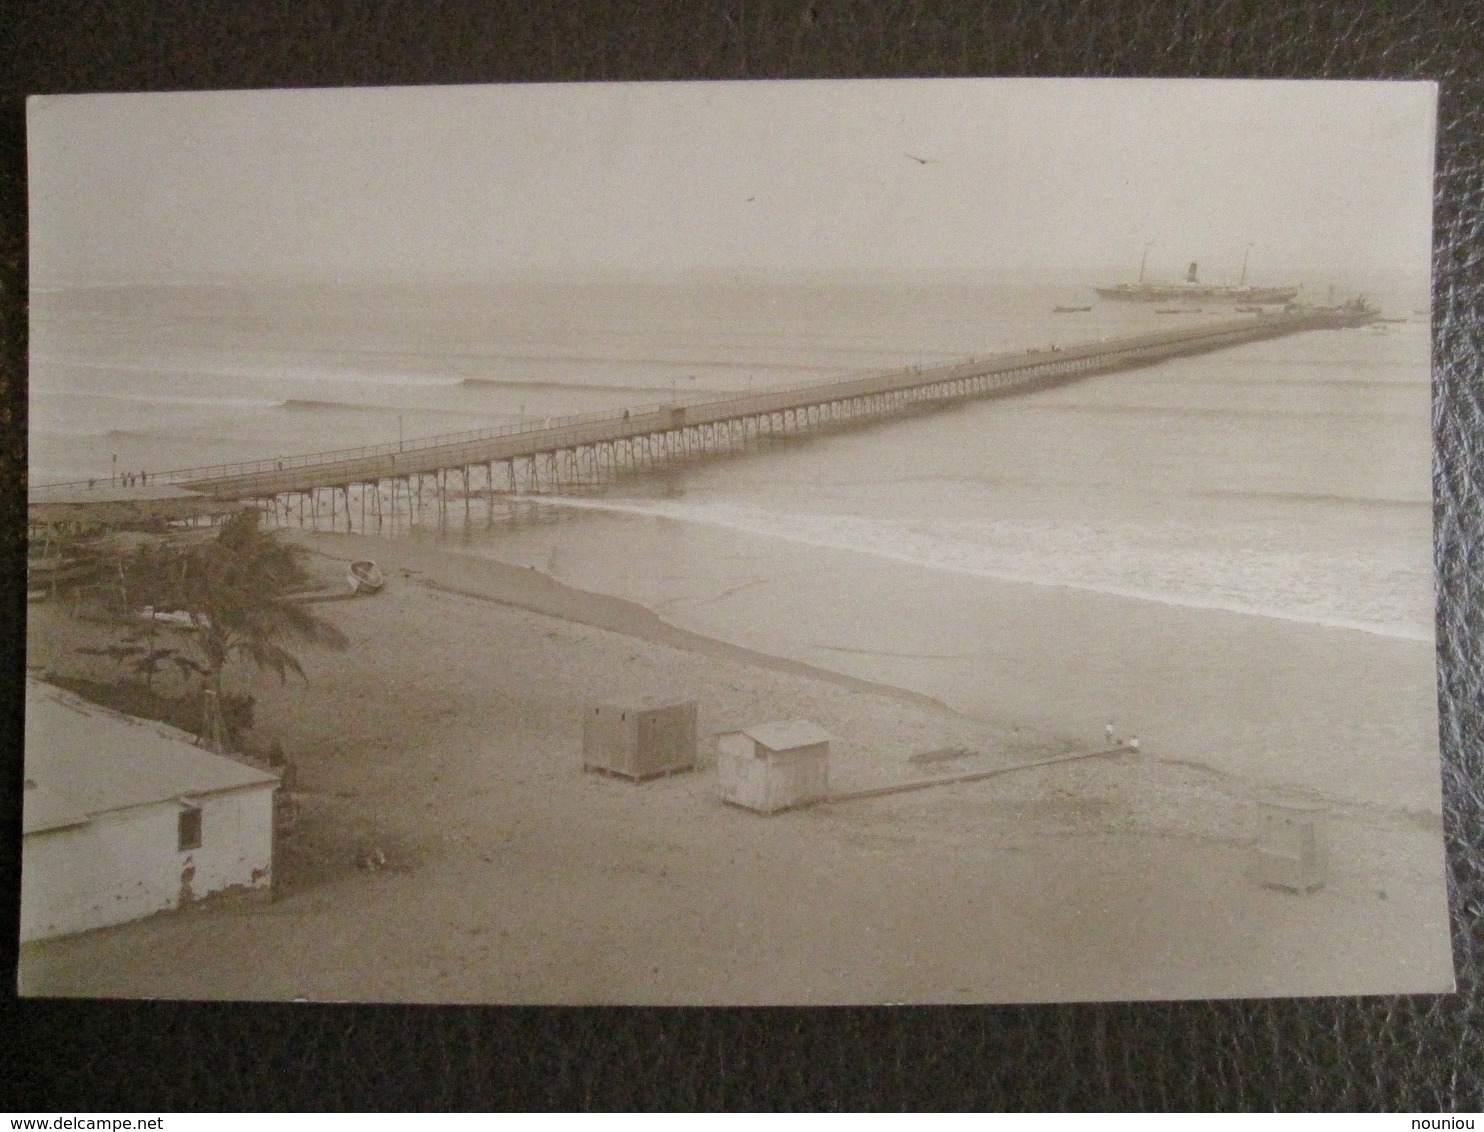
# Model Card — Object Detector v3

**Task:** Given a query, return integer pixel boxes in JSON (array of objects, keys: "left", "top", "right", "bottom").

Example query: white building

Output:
[
  {"left": 717, "top": 720, "right": 833, "bottom": 814},
  {"left": 21, "top": 678, "right": 279, "bottom": 943}
]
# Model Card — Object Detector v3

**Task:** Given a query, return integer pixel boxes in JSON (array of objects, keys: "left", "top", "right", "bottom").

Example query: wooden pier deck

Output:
[{"left": 29, "top": 304, "right": 1375, "bottom": 530}]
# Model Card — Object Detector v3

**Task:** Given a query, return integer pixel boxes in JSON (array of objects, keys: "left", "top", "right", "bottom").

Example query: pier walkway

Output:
[{"left": 29, "top": 303, "right": 1374, "bottom": 531}]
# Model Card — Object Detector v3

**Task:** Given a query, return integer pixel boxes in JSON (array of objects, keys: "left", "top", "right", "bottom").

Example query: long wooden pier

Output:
[{"left": 29, "top": 303, "right": 1375, "bottom": 533}]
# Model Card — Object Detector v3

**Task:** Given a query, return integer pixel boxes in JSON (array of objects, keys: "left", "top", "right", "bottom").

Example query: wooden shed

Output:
[
  {"left": 1253, "top": 803, "right": 1327, "bottom": 893},
  {"left": 717, "top": 720, "right": 832, "bottom": 814},
  {"left": 582, "top": 695, "right": 697, "bottom": 781}
]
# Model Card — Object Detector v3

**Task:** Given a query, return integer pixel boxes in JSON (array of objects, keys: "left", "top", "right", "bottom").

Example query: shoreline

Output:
[
  {"left": 298, "top": 517, "right": 1441, "bottom": 815},
  {"left": 21, "top": 521, "right": 1455, "bottom": 1003},
  {"left": 510, "top": 493, "right": 1434, "bottom": 645},
  {"left": 20, "top": 281, "right": 1450, "bottom": 1004},
  {"left": 292, "top": 529, "right": 968, "bottom": 722}
]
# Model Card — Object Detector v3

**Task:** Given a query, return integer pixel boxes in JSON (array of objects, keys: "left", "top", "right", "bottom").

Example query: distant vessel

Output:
[
  {"left": 1096, "top": 246, "right": 1299, "bottom": 305},
  {"left": 1053, "top": 305, "right": 1092, "bottom": 313}
]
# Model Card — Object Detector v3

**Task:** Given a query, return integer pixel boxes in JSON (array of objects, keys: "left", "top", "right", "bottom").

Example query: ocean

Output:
[{"left": 29, "top": 279, "right": 1436, "bottom": 776}]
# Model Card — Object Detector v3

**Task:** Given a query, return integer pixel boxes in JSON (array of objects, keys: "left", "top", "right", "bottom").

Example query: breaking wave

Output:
[
  {"left": 523, "top": 496, "right": 1433, "bottom": 642},
  {"left": 1005, "top": 401, "right": 1421, "bottom": 423},
  {"left": 1199, "top": 488, "right": 1432, "bottom": 509},
  {"left": 459, "top": 377, "right": 677, "bottom": 396},
  {"left": 29, "top": 426, "right": 143, "bottom": 439},
  {"left": 33, "top": 356, "right": 466, "bottom": 389},
  {"left": 278, "top": 398, "right": 383, "bottom": 412},
  {"left": 45, "top": 388, "right": 285, "bottom": 410}
]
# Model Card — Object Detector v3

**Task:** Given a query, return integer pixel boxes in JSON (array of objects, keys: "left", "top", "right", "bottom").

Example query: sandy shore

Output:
[{"left": 19, "top": 531, "right": 1455, "bottom": 1004}]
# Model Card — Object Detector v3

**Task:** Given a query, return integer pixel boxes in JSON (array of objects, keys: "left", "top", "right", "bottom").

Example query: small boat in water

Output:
[
  {"left": 1053, "top": 305, "right": 1092, "bottom": 313},
  {"left": 348, "top": 560, "right": 386, "bottom": 594}
]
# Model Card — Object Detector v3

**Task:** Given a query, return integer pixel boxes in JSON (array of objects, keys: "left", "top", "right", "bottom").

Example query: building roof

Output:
[
  {"left": 23, "top": 678, "right": 278, "bottom": 835},
  {"left": 741, "top": 720, "right": 834, "bottom": 752},
  {"left": 21, "top": 780, "right": 90, "bottom": 834}
]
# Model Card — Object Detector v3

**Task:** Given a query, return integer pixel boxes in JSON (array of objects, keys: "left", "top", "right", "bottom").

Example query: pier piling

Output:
[{"left": 29, "top": 304, "right": 1379, "bottom": 535}]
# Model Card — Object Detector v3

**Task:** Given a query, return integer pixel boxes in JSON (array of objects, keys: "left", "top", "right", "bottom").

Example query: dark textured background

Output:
[{"left": 0, "top": 0, "right": 1481, "bottom": 1111}]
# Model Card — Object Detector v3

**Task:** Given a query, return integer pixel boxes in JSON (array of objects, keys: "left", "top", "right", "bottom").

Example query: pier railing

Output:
[
  {"left": 29, "top": 359, "right": 936, "bottom": 499},
  {"left": 29, "top": 306, "right": 1368, "bottom": 506}
]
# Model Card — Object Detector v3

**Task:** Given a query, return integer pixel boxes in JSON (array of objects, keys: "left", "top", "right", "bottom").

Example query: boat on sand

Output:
[{"left": 348, "top": 560, "right": 386, "bottom": 594}]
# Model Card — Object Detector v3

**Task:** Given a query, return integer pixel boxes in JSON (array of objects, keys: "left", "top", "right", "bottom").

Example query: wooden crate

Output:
[{"left": 582, "top": 696, "right": 697, "bottom": 782}]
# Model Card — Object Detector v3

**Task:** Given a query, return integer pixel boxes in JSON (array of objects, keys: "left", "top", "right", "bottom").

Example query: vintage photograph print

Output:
[{"left": 20, "top": 79, "right": 1450, "bottom": 1003}]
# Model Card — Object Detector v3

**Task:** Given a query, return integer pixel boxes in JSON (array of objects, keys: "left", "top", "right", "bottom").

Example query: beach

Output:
[
  {"left": 20, "top": 529, "right": 1454, "bottom": 1004},
  {"left": 19, "top": 276, "right": 1451, "bottom": 1003}
]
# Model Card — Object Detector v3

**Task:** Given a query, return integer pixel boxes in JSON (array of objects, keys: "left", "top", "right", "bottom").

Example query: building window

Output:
[{"left": 178, "top": 805, "right": 202, "bottom": 852}]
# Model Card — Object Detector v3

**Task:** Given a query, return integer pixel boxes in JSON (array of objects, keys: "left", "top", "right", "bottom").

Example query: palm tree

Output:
[{"left": 87, "top": 510, "right": 348, "bottom": 749}]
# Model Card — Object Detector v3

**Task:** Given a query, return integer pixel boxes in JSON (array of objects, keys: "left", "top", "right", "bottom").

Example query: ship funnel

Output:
[{"left": 1186, "top": 262, "right": 1200, "bottom": 284}]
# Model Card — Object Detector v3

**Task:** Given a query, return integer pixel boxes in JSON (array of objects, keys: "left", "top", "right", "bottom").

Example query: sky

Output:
[{"left": 27, "top": 78, "right": 1437, "bottom": 292}]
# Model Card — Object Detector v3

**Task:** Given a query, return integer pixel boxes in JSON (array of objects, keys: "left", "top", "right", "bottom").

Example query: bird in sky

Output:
[{"left": 904, "top": 153, "right": 937, "bottom": 165}]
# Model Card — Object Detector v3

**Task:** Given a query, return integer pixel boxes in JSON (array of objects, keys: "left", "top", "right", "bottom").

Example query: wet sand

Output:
[
  {"left": 301, "top": 531, "right": 965, "bottom": 718},
  {"left": 18, "top": 531, "right": 1455, "bottom": 1004}
]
